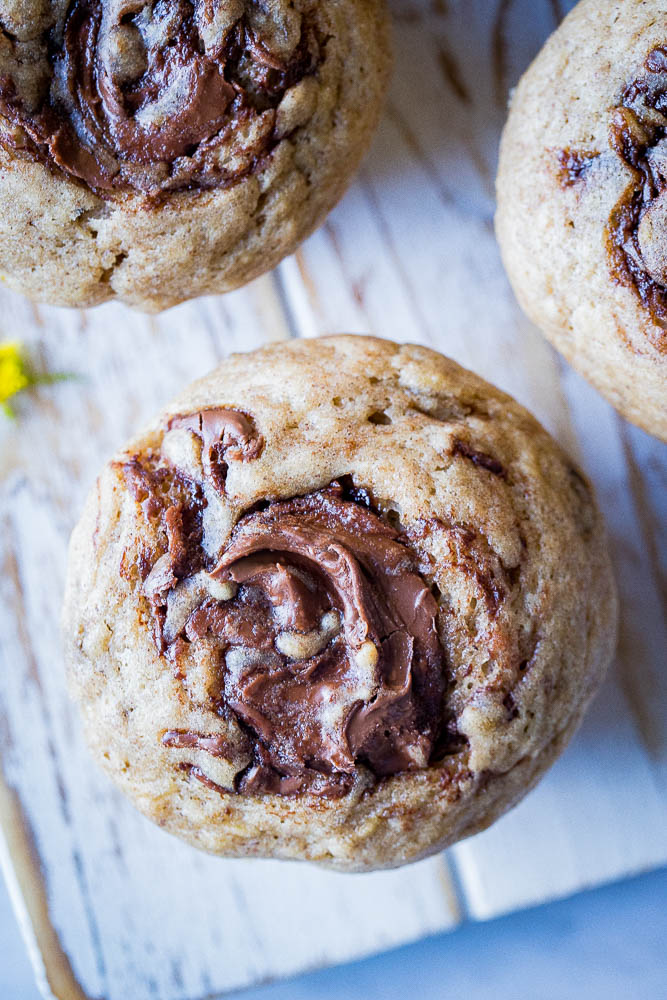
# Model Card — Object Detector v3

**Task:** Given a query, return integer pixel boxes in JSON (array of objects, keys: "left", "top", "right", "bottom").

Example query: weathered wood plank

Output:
[
  {"left": 449, "top": 371, "right": 667, "bottom": 920},
  {"left": 0, "top": 1, "right": 665, "bottom": 997},
  {"left": 0, "top": 497, "right": 459, "bottom": 1000},
  {"left": 556, "top": 366, "right": 667, "bottom": 794},
  {"left": 451, "top": 664, "right": 667, "bottom": 920},
  {"left": 0, "top": 771, "right": 88, "bottom": 1000},
  {"left": 0, "top": 274, "right": 460, "bottom": 1000},
  {"left": 277, "top": 0, "right": 667, "bottom": 925}
]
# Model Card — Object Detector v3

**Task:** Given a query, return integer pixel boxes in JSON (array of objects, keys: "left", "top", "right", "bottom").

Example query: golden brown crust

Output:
[
  {"left": 496, "top": 0, "right": 667, "bottom": 440},
  {"left": 0, "top": 1, "right": 390, "bottom": 311},
  {"left": 63, "top": 335, "right": 617, "bottom": 871}
]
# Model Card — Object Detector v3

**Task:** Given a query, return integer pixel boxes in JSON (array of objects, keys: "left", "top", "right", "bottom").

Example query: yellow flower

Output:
[
  {"left": 0, "top": 341, "right": 29, "bottom": 417},
  {"left": 0, "top": 340, "right": 74, "bottom": 418}
]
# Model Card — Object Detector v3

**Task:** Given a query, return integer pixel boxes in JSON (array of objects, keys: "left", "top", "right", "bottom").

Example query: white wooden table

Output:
[{"left": 0, "top": 3, "right": 665, "bottom": 999}]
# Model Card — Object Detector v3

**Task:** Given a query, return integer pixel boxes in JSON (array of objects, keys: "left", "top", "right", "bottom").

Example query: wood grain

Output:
[
  {"left": 0, "top": 1, "right": 665, "bottom": 998},
  {"left": 0, "top": 278, "right": 461, "bottom": 1000}
]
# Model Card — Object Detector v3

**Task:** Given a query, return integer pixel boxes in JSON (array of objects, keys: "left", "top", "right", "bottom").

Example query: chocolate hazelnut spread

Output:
[
  {"left": 452, "top": 438, "right": 505, "bottom": 478},
  {"left": 169, "top": 408, "right": 264, "bottom": 491},
  {"left": 555, "top": 148, "right": 600, "bottom": 188},
  {"left": 209, "top": 485, "right": 446, "bottom": 796},
  {"left": 119, "top": 409, "right": 450, "bottom": 798},
  {"left": 0, "top": 1, "right": 321, "bottom": 196},
  {"left": 607, "top": 46, "right": 667, "bottom": 343}
]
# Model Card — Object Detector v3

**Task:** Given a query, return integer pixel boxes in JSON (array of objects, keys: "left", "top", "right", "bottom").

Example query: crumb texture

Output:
[
  {"left": 496, "top": 0, "right": 667, "bottom": 440},
  {"left": 0, "top": 0, "right": 390, "bottom": 310},
  {"left": 63, "top": 335, "right": 617, "bottom": 871}
]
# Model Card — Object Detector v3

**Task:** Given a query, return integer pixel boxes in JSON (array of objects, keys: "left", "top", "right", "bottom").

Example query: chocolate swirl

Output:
[
  {"left": 205, "top": 485, "right": 446, "bottom": 796},
  {"left": 0, "top": 1, "right": 320, "bottom": 196},
  {"left": 607, "top": 46, "right": 667, "bottom": 344},
  {"left": 169, "top": 408, "right": 264, "bottom": 492},
  {"left": 121, "top": 409, "right": 448, "bottom": 798}
]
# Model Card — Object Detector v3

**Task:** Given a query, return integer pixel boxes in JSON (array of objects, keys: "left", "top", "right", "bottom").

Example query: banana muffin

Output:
[
  {"left": 0, "top": 1, "right": 390, "bottom": 310},
  {"left": 497, "top": 0, "right": 667, "bottom": 439},
  {"left": 63, "top": 335, "right": 617, "bottom": 871}
]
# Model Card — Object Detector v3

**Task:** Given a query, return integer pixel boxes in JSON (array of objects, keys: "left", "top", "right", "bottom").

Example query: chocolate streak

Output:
[
  {"left": 607, "top": 46, "right": 667, "bottom": 342},
  {"left": 452, "top": 438, "right": 505, "bottom": 478},
  {"left": 120, "top": 407, "right": 449, "bottom": 798},
  {"left": 556, "top": 148, "right": 600, "bottom": 188},
  {"left": 162, "top": 729, "right": 234, "bottom": 757},
  {"left": 169, "top": 408, "right": 264, "bottom": 492},
  {"left": 0, "top": 1, "right": 320, "bottom": 196},
  {"left": 210, "top": 485, "right": 446, "bottom": 796}
]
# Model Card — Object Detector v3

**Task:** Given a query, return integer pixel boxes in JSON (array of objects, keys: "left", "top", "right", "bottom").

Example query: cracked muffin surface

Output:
[
  {"left": 63, "top": 335, "right": 617, "bottom": 871},
  {"left": 0, "top": 0, "right": 390, "bottom": 310},
  {"left": 496, "top": 0, "right": 667, "bottom": 440}
]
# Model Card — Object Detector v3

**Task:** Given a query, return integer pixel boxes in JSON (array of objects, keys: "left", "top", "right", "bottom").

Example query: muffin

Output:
[
  {"left": 496, "top": 0, "right": 667, "bottom": 440},
  {"left": 0, "top": 1, "right": 390, "bottom": 311},
  {"left": 63, "top": 335, "right": 617, "bottom": 871}
]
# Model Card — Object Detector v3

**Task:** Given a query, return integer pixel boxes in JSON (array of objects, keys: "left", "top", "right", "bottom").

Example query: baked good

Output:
[
  {"left": 63, "top": 335, "right": 617, "bottom": 871},
  {"left": 0, "top": 1, "right": 390, "bottom": 311},
  {"left": 496, "top": 0, "right": 667, "bottom": 440}
]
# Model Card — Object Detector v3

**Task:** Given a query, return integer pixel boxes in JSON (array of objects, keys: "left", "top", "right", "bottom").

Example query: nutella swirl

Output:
[
  {"left": 607, "top": 46, "right": 667, "bottom": 344},
  {"left": 169, "top": 408, "right": 264, "bottom": 491},
  {"left": 0, "top": 1, "right": 320, "bottom": 196},
  {"left": 206, "top": 486, "right": 446, "bottom": 796},
  {"left": 121, "top": 409, "right": 448, "bottom": 798}
]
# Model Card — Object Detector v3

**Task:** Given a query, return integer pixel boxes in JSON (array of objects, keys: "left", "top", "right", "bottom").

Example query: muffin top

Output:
[
  {"left": 63, "top": 336, "right": 617, "bottom": 870},
  {"left": 0, "top": 2, "right": 390, "bottom": 309},
  {"left": 0, "top": 0, "right": 323, "bottom": 198},
  {"left": 496, "top": 0, "right": 667, "bottom": 439}
]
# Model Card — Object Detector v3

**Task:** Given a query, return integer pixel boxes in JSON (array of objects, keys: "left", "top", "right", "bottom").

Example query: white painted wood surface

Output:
[{"left": 0, "top": 2, "right": 665, "bottom": 998}]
